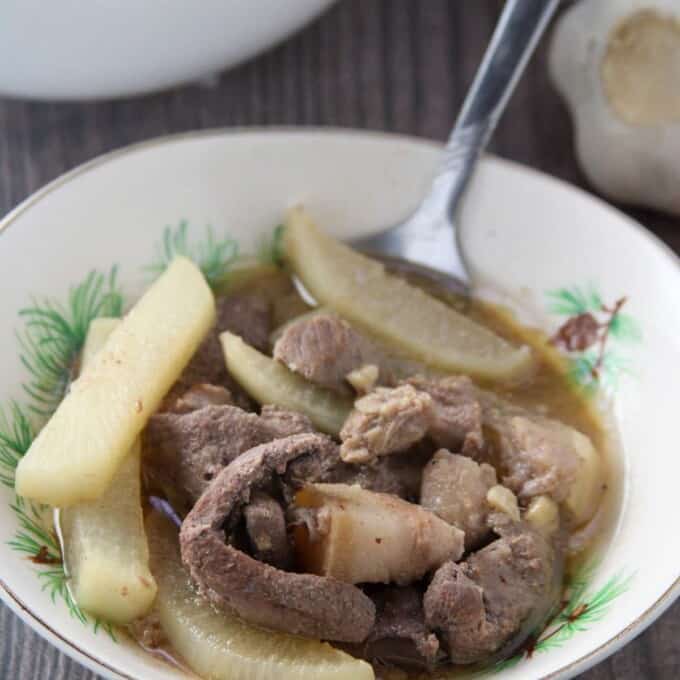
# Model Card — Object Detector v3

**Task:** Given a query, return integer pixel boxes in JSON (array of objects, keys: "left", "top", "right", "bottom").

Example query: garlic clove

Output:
[{"left": 549, "top": 0, "right": 680, "bottom": 216}]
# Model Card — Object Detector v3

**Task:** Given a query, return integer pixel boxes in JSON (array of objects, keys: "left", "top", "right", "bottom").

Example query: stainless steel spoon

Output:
[{"left": 352, "top": 0, "right": 560, "bottom": 295}]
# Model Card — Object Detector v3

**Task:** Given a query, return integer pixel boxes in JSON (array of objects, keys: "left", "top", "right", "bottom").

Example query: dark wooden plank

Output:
[
  {"left": 0, "top": 605, "right": 98, "bottom": 679},
  {"left": 0, "top": 1, "right": 677, "bottom": 678}
]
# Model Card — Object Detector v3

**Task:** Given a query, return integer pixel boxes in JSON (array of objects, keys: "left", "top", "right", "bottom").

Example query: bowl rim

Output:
[{"left": 0, "top": 126, "right": 678, "bottom": 680}]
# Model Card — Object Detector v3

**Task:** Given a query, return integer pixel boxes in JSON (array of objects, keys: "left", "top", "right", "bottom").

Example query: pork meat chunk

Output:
[
  {"left": 216, "top": 290, "right": 271, "bottom": 352},
  {"left": 164, "top": 291, "right": 273, "bottom": 410},
  {"left": 407, "top": 375, "right": 484, "bottom": 454},
  {"left": 144, "top": 404, "right": 314, "bottom": 513},
  {"left": 480, "top": 392, "right": 604, "bottom": 524},
  {"left": 487, "top": 411, "right": 581, "bottom": 502},
  {"left": 180, "top": 433, "right": 375, "bottom": 643},
  {"left": 273, "top": 313, "right": 425, "bottom": 393},
  {"left": 284, "top": 442, "right": 425, "bottom": 503},
  {"left": 258, "top": 404, "right": 315, "bottom": 439},
  {"left": 243, "top": 491, "right": 292, "bottom": 569},
  {"left": 346, "top": 587, "right": 441, "bottom": 671},
  {"left": 424, "top": 517, "right": 559, "bottom": 664},
  {"left": 420, "top": 450, "right": 497, "bottom": 550},
  {"left": 273, "top": 313, "right": 377, "bottom": 393},
  {"left": 340, "top": 385, "right": 433, "bottom": 464}
]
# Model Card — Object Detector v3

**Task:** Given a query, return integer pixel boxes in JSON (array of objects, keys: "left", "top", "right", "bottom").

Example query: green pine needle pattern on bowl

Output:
[
  {"left": 2, "top": 270, "right": 123, "bottom": 640},
  {"left": 492, "top": 565, "right": 634, "bottom": 673},
  {"left": 0, "top": 222, "right": 635, "bottom": 671},
  {"left": 546, "top": 285, "right": 642, "bottom": 394}
]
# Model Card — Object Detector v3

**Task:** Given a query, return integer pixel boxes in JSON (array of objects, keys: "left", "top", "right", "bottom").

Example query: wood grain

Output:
[{"left": 0, "top": 1, "right": 677, "bottom": 678}]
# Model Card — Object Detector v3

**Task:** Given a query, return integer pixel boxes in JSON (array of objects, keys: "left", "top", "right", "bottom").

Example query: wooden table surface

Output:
[{"left": 0, "top": 1, "right": 677, "bottom": 678}]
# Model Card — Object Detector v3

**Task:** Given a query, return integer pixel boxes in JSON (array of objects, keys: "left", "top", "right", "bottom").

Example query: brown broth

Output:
[{"left": 468, "top": 299, "right": 606, "bottom": 451}]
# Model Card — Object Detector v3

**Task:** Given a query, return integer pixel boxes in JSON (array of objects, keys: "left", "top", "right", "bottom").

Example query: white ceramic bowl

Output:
[
  {"left": 0, "top": 1, "right": 335, "bottom": 100},
  {"left": 0, "top": 129, "right": 678, "bottom": 679}
]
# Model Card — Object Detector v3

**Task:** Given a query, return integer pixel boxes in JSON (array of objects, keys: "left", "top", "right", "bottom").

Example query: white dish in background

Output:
[
  {"left": 0, "top": 0, "right": 335, "bottom": 100},
  {"left": 0, "top": 129, "right": 678, "bottom": 679}
]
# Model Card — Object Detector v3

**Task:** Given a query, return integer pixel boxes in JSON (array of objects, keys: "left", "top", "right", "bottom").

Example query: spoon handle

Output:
[
  {"left": 434, "top": 0, "right": 559, "bottom": 215},
  {"left": 351, "top": 0, "right": 560, "bottom": 291}
]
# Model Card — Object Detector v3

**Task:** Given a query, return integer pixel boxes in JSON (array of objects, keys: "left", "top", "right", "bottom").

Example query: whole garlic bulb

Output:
[{"left": 549, "top": 0, "right": 680, "bottom": 215}]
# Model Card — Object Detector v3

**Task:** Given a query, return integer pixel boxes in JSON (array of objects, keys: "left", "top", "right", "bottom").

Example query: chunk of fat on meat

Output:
[
  {"left": 339, "top": 385, "right": 433, "bottom": 464},
  {"left": 562, "top": 428, "right": 606, "bottom": 526},
  {"left": 486, "top": 485, "right": 520, "bottom": 522},
  {"left": 346, "top": 364, "right": 379, "bottom": 394},
  {"left": 524, "top": 495, "right": 560, "bottom": 537},
  {"left": 420, "top": 450, "right": 497, "bottom": 550},
  {"left": 164, "top": 384, "right": 233, "bottom": 414},
  {"left": 294, "top": 483, "right": 464, "bottom": 586}
]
